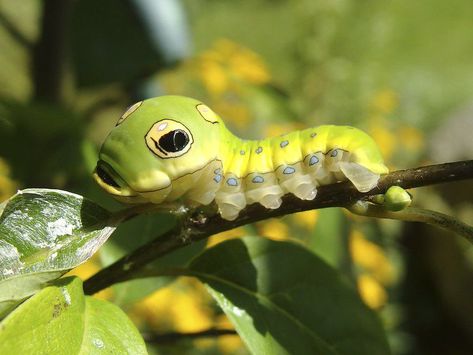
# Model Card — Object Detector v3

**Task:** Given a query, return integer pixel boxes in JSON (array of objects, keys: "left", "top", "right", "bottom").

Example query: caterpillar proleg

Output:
[{"left": 94, "top": 96, "right": 390, "bottom": 220}]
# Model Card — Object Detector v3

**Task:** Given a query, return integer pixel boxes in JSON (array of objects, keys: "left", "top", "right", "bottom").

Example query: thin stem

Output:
[
  {"left": 83, "top": 160, "right": 473, "bottom": 295},
  {"left": 349, "top": 205, "right": 473, "bottom": 243}
]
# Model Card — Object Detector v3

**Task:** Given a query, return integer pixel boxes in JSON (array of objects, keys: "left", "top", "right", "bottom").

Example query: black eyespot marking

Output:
[
  {"left": 158, "top": 129, "right": 190, "bottom": 153},
  {"left": 145, "top": 120, "right": 194, "bottom": 159}
]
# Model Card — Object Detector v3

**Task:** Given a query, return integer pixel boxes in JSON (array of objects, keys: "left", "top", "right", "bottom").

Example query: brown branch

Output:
[
  {"left": 142, "top": 328, "right": 237, "bottom": 344},
  {"left": 83, "top": 160, "right": 473, "bottom": 295}
]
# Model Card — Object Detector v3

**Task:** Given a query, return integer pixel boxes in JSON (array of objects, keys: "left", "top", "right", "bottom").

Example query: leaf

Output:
[
  {"left": 309, "top": 208, "right": 346, "bottom": 266},
  {"left": 0, "top": 189, "right": 117, "bottom": 316},
  {"left": 187, "top": 237, "right": 390, "bottom": 355},
  {"left": 71, "top": 0, "right": 162, "bottom": 87},
  {"left": 0, "top": 277, "right": 147, "bottom": 354}
]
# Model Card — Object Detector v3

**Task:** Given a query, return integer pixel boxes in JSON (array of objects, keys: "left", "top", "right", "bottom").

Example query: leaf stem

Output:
[{"left": 349, "top": 205, "right": 473, "bottom": 243}]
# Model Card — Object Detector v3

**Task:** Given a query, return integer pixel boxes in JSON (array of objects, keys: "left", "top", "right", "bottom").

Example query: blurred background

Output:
[{"left": 1, "top": 0, "right": 473, "bottom": 354}]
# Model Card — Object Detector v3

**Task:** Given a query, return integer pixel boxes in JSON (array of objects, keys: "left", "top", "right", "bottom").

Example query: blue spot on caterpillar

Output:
[
  {"left": 280, "top": 140, "right": 289, "bottom": 148},
  {"left": 309, "top": 155, "right": 319, "bottom": 166},
  {"left": 252, "top": 176, "right": 264, "bottom": 183},
  {"left": 227, "top": 178, "right": 238, "bottom": 186},
  {"left": 283, "top": 167, "right": 296, "bottom": 175}
]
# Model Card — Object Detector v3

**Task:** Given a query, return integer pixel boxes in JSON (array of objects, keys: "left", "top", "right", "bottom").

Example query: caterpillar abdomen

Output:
[
  {"left": 210, "top": 125, "right": 387, "bottom": 220},
  {"left": 93, "top": 96, "right": 389, "bottom": 221}
]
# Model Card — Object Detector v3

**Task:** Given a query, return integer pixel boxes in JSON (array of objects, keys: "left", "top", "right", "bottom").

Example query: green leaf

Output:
[
  {"left": 187, "top": 237, "right": 390, "bottom": 355},
  {"left": 0, "top": 189, "right": 116, "bottom": 316},
  {"left": 0, "top": 277, "right": 147, "bottom": 354},
  {"left": 71, "top": 0, "right": 163, "bottom": 87}
]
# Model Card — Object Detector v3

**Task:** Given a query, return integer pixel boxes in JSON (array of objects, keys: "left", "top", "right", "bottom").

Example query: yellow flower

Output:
[
  {"left": 369, "top": 121, "right": 396, "bottom": 160},
  {"left": 292, "top": 210, "right": 319, "bottom": 230},
  {"left": 258, "top": 219, "right": 289, "bottom": 240},
  {"left": 211, "top": 38, "right": 270, "bottom": 85},
  {"left": 130, "top": 278, "right": 213, "bottom": 333},
  {"left": 371, "top": 89, "right": 398, "bottom": 115},
  {"left": 399, "top": 126, "right": 424, "bottom": 152},
  {"left": 357, "top": 274, "right": 388, "bottom": 309},
  {"left": 192, "top": 39, "right": 271, "bottom": 96},
  {"left": 350, "top": 229, "right": 395, "bottom": 285},
  {"left": 198, "top": 60, "right": 229, "bottom": 95}
]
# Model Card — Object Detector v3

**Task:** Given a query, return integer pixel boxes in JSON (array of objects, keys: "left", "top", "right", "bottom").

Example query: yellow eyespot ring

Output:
[
  {"left": 145, "top": 119, "right": 194, "bottom": 159},
  {"left": 116, "top": 101, "right": 143, "bottom": 126}
]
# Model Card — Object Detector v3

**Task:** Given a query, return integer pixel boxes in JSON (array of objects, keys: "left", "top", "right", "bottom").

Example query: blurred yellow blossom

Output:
[
  {"left": 369, "top": 121, "right": 396, "bottom": 160},
  {"left": 161, "top": 38, "right": 274, "bottom": 133},
  {"left": 199, "top": 60, "right": 229, "bottom": 95},
  {"left": 194, "top": 39, "right": 271, "bottom": 95},
  {"left": 258, "top": 218, "right": 290, "bottom": 240},
  {"left": 371, "top": 89, "right": 398, "bottom": 115},
  {"left": 350, "top": 229, "right": 395, "bottom": 285},
  {"left": 214, "top": 39, "right": 270, "bottom": 85},
  {"left": 129, "top": 278, "right": 214, "bottom": 333},
  {"left": 291, "top": 210, "right": 319, "bottom": 230},
  {"left": 357, "top": 274, "right": 388, "bottom": 309},
  {"left": 399, "top": 126, "right": 424, "bottom": 152},
  {"left": 0, "top": 158, "right": 17, "bottom": 202}
]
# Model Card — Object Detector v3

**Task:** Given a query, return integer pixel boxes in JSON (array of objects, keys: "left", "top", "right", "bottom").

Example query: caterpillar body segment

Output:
[{"left": 94, "top": 96, "right": 389, "bottom": 220}]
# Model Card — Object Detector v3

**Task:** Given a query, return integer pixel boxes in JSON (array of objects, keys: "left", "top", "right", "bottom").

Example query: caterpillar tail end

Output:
[{"left": 338, "top": 162, "right": 381, "bottom": 193}]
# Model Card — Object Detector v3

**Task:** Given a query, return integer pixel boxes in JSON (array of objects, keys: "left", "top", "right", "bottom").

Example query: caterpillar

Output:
[{"left": 94, "top": 95, "right": 395, "bottom": 220}]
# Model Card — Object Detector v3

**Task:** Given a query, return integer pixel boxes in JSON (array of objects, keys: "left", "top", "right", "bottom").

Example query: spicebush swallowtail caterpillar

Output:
[{"left": 94, "top": 95, "right": 410, "bottom": 220}]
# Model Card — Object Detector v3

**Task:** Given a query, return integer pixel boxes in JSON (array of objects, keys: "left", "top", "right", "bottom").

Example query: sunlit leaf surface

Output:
[
  {"left": 0, "top": 189, "right": 116, "bottom": 316},
  {"left": 0, "top": 277, "right": 147, "bottom": 354},
  {"left": 188, "top": 237, "right": 391, "bottom": 355}
]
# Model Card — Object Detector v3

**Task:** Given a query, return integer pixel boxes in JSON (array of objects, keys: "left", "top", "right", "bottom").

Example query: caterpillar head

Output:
[{"left": 94, "top": 96, "right": 223, "bottom": 203}]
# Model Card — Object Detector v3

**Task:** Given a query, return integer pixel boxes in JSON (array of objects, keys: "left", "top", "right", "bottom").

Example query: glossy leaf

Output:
[
  {"left": 187, "top": 237, "right": 390, "bottom": 355},
  {"left": 0, "top": 277, "right": 147, "bottom": 354},
  {"left": 0, "top": 189, "right": 116, "bottom": 316}
]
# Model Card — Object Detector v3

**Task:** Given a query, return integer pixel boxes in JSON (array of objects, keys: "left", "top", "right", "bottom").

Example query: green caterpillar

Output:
[{"left": 94, "top": 95, "right": 403, "bottom": 220}]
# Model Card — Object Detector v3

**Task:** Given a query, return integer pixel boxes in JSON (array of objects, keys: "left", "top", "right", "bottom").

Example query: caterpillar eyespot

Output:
[
  {"left": 145, "top": 119, "right": 193, "bottom": 159},
  {"left": 94, "top": 95, "right": 392, "bottom": 220}
]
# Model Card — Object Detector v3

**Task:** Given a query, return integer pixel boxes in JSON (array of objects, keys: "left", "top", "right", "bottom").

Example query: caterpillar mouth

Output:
[{"left": 93, "top": 161, "right": 136, "bottom": 197}]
